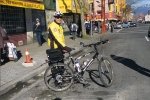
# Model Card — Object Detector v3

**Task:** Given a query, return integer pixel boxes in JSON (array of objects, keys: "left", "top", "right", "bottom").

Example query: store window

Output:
[{"left": 0, "top": 5, "right": 26, "bottom": 34}]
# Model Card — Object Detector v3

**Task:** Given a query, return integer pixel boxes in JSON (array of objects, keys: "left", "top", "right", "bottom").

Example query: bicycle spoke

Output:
[
  {"left": 99, "top": 59, "right": 113, "bottom": 87},
  {"left": 91, "top": 71, "right": 100, "bottom": 78},
  {"left": 44, "top": 63, "right": 73, "bottom": 91}
]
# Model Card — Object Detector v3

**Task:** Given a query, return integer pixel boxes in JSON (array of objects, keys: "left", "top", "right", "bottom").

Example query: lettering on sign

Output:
[{"left": 0, "top": 0, "right": 44, "bottom": 10}]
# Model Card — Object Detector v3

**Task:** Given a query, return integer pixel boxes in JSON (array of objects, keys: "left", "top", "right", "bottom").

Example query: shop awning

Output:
[
  {"left": 84, "top": 12, "right": 119, "bottom": 21},
  {"left": 0, "top": 0, "right": 44, "bottom": 10}
]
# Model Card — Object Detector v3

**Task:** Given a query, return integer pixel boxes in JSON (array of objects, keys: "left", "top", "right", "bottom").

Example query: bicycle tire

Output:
[
  {"left": 98, "top": 57, "right": 114, "bottom": 87},
  {"left": 44, "top": 62, "right": 74, "bottom": 92}
]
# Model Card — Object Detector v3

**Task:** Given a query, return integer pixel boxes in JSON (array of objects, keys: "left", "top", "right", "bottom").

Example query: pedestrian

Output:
[
  {"left": 47, "top": 11, "right": 72, "bottom": 53},
  {"left": 85, "top": 21, "right": 91, "bottom": 35},
  {"left": 0, "top": 25, "right": 8, "bottom": 66},
  {"left": 110, "top": 22, "right": 114, "bottom": 33},
  {"left": 70, "top": 22, "right": 78, "bottom": 40},
  {"left": 33, "top": 18, "right": 43, "bottom": 46}
]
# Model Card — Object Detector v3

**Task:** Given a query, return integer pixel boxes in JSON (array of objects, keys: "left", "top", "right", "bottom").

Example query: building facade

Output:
[
  {"left": 56, "top": 0, "right": 82, "bottom": 33},
  {"left": 0, "top": 0, "right": 46, "bottom": 46},
  {"left": 89, "top": 0, "right": 126, "bottom": 21}
]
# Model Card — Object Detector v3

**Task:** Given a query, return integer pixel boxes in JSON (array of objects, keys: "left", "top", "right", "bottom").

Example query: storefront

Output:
[
  {"left": 57, "top": 0, "right": 81, "bottom": 34},
  {"left": 0, "top": 0, "right": 46, "bottom": 46}
]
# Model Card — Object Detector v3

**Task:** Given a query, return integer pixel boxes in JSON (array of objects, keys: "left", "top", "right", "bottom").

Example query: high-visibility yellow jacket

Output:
[{"left": 47, "top": 21, "right": 66, "bottom": 49}]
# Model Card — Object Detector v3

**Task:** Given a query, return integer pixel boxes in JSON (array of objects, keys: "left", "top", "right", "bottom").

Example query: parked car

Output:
[
  {"left": 114, "top": 23, "right": 122, "bottom": 29},
  {"left": 122, "top": 22, "right": 129, "bottom": 28},
  {"left": 129, "top": 22, "right": 137, "bottom": 27}
]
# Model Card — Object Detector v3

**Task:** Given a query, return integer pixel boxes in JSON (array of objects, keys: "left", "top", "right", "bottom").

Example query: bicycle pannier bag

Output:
[{"left": 46, "top": 49, "right": 64, "bottom": 62}]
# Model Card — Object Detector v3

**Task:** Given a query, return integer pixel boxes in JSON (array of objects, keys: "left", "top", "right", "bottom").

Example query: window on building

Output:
[
  {"left": 44, "top": 0, "right": 56, "bottom": 10},
  {"left": 116, "top": 6, "right": 117, "bottom": 12},
  {"left": 108, "top": 4, "right": 111, "bottom": 11},
  {"left": 0, "top": 5, "right": 26, "bottom": 34}
]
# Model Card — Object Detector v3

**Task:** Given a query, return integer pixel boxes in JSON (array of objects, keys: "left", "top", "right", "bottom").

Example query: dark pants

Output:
[
  {"left": 36, "top": 32, "right": 42, "bottom": 46},
  {"left": 71, "top": 31, "right": 77, "bottom": 40},
  {"left": 111, "top": 27, "right": 113, "bottom": 33},
  {"left": 0, "top": 48, "right": 2, "bottom": 66},
  {"left": 86, "top": 29, "right": 90, "bottom": 35}
]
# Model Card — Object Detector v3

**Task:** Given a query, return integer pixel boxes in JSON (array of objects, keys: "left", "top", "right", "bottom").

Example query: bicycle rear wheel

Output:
[
  {"left": 44, "top": 62, "right": 73, "bottom": 92},
  {"left": 98, "top": 57, "right": 113, "bottom": 87}
]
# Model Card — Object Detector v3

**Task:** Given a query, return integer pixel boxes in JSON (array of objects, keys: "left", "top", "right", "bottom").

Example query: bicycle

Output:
[{"left": 44, "top": 39, "right": 114, "bottom": 92}]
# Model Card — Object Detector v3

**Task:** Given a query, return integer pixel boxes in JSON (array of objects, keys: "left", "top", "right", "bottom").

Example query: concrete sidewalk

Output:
[{"left": 0, "top": 33, "right": 102, "bottom": 96}]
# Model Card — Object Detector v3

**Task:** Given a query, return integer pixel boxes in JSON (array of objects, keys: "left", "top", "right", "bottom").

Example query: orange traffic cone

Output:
[{"left": 25, "top": 48, "right": 32, "bottom": 63}]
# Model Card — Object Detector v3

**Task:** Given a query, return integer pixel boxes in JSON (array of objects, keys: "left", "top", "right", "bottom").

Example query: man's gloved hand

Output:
[{"left": 63, "top": 46, "right": 72, "bottom": 53}]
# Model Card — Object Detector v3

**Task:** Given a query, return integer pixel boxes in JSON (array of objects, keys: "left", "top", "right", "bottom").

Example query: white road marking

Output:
[
  {"left": 116, "top": 29, "right": 122, "bottom": 33},
  {"left": 145, "top": 36, "right": 149, "bottom": 41}
]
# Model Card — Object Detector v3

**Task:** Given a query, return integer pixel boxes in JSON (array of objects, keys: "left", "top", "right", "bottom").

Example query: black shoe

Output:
[
  {"left": 83, "top": 83, "right": 90, "bottom": 88},
  {"left": 38, "top": 44, "right": 42, "bottom": 47}
]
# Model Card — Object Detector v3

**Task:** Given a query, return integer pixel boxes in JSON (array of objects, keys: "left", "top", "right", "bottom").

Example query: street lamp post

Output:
[{"left": 101, "top": 0, "right": 106, "bottom": 33}]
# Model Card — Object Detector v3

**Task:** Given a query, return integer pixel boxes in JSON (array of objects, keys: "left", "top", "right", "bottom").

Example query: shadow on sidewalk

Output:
[{"left": 110, "top": 54, "right": 150, "bottom": 77}]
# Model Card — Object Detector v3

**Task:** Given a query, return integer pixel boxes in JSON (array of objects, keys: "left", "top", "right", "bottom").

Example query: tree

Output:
[
  {"left": 122, "top": 4, "right": 132, "bottom": 20},
  {"left": 75, "top": 0, "right": 90, "bottom": 36}
]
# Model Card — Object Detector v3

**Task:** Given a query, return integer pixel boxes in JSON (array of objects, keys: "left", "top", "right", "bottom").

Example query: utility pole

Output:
[{"left": 101, "top": 0, "right": 106, "bottom": 33}]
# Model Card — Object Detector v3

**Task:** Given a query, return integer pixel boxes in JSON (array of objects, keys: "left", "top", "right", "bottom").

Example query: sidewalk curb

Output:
[
  {"left": 0, "top": 63, "right": 47, "bottom": 96},
  {"left": 0, "top": 48, "right": 83, "bottom": 96}
]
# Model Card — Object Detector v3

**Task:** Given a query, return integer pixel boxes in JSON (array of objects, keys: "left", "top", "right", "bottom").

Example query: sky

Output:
[{"left": 127, "top": 0, "right": 150, "bottom": 15}]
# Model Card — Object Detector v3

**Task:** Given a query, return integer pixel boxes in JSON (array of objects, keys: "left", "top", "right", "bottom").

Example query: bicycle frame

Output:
[{"left": 68, "top": 43, "right": 101, "bottom": 73}]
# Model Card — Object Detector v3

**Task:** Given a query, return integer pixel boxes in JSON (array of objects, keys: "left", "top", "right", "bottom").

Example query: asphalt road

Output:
[{"left": 1, "top": 23, "right": 150, "bottom": 100}]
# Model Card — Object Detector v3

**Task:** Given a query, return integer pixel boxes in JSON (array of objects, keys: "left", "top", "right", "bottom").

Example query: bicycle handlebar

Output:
[{"left": 80, "top": 39, "right": 109, "bottom": 47}]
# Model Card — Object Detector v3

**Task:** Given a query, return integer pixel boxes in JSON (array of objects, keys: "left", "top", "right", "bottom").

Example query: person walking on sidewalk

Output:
[
  {"left": 110, "top": 22, "right": 114, "bottom": 33},
  {"left": 0, "top": 25, "right": 8, "bottom": 66},
  {"left": 34, "top": 18, "right": 43, "bottom": 46},
  {"left": 84, "top": 21, "right": 91, "bottom": 35},
  {"left": 70, "top": 22, "right": 78, "bottom": 40},
  {"left": 47, "top": 11, "right": 71, "bottom": 53}
]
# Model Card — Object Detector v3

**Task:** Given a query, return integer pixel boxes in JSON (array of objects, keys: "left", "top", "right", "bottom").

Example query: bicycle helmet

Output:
[{"left": 54, "top": 11, "right": 63, "bottom": 17}]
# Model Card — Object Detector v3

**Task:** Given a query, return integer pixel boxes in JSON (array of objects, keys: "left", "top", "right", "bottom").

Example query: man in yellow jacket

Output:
[{"left": 47, "top": 11, "right": 71, "bottom": 52}]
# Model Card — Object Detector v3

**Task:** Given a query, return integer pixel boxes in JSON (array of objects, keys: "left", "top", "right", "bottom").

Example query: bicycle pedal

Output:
[
  {"left": 79, "top": 79, "right": 88, "bottom": 84},
  {"left": 83, "top": 83, "right": 90, "bottom": 88}
]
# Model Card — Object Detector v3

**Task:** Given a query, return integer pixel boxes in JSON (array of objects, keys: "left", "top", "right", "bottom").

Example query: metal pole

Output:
[
  {"left": 101, "top": 0, "right": 106, "bottom": 33},
  {"left": 90, "top": 3, "right": 93, "bottom": 36}
]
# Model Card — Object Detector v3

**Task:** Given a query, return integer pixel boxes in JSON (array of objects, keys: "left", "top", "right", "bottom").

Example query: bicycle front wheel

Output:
[
  {"left": 44, "top": 63, "right": 73, "bottom": 92},
  {"left": 98, "top": 57, "right": 114, "bottom": 87}
]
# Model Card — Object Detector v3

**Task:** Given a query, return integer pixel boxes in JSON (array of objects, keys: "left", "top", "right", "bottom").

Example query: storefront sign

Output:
[
  {"left": 0, "top": 0, "right": 44, "bottom": 10},
  {"left": 58, "top": 0, "right": 80, "bottom": 13},
  {"left": 88, "top": 0, "right": 93, "bottom": 4},
  {"left": 58, "top": 0, "right": 72, "bottom": 13}
]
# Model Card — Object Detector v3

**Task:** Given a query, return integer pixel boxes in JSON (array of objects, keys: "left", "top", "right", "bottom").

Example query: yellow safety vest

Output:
[{"left": 47, "top": 22, "right": 66, "bottom": 48}]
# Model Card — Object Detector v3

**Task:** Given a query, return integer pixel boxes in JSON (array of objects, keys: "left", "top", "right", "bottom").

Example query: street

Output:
[{"left": 1, "top": 23, "right": 150, "bottom": 100}]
